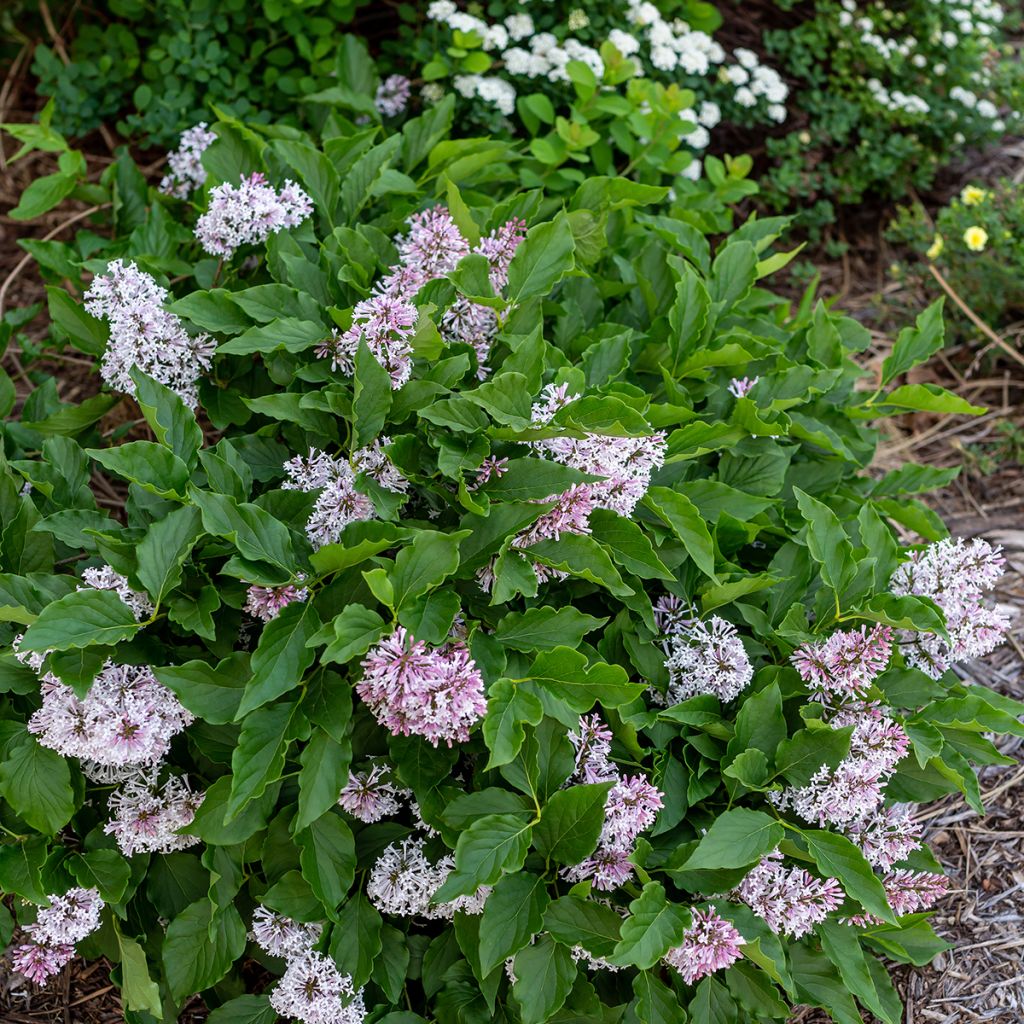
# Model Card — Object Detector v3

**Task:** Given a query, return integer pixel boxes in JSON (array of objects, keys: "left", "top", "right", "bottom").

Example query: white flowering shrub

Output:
[
  {"left": 763, "top": 0, "right": 1022, "bottom": 228},
  {"left": 1, "top": 75, "right": 1023, "bottom": 1024}
]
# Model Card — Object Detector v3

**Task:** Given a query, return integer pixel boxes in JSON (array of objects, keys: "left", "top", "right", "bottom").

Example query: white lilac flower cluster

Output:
[
  {"left": 424, "top": 0, "right": 789, "bottom": 163},
  {"left": 316, "top": 206, "right": 526, "bottom": 388},
  {"left": 104, "top": 767, "right": 204, "bottom": 856},
  {"left": 375, "top": 74, "right": 412, "bottom": 117},
  {"left": 84, "top": 259, "right": 215, "bottom": 408},
  {"left": 367, "top": 836, "right": 490, "bottom": 919},
  {"left": 158, "top": 122, "right": 216, "bottom": 198},
  {"left": 653, "top": 598, "right": 754, "bottom": 705},
  {"left": 252, "top": 909, "right": 365, "bottom": 1024},
  {"left": 78, "top": 564, "right": 153, "bottom": 622},
  {"left": 195, "top": 172, "right": 313, "bottom": 258},
  {"left": 10, "top": 888, "right": 105, "bottom": 986}
]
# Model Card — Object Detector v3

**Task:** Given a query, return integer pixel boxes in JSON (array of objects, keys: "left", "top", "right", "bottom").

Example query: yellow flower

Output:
[
  {"left": 963, "top": 226, "right": 988, "bottom": 252},
  {"left": 926, "top": 235, "right": 944, "bottom": 260},
  {"left": 960, "top": 185, "right": 989, "bottom": 206}
]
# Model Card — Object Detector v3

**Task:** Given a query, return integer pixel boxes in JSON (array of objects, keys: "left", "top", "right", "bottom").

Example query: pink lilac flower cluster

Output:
[
  {"left": 663, "top": 908, "right": 744, "bottom": 985},
  {"left": 843, "top": 804, "right": 923, "bottom": 871},
  {"left": 104, "top": 768, "right": 204, "bottom": 856},
  {"left": 195, "top": 172, "right": 313, "bottom": 258},
  {"left": 845, "top": 870, "right": 948, "bottom": 927},
  {"left": 791, "top": 624, "right": 893, "bottom": 703},
  {"left": 245, "top": 581, "right": 309, "bottom": 622},
  {"left": 473, "top": 456, "right": 508, "bottom": 487},
  {"left": 319, "top": 207, "right": 526, "bottom": 388},
  {"left": 661, "top": 615, "right": 754, "bottom": 704},
  {"left": 158, "top": 122, "right": 216, "bottom": 198},
  {"left": 564, "top": 714, "right": 664, "bottom": 891},
  {"left": 375, "top": 75, "right": 412, "bottom": 116},
  {"left": 252, "top": 906, "right": 323, "bottom": 961},
  {"left": 528, "top": 383, "right": 667, "bottom": 517},
  {"left": 733, "top": 851, "right": 843, "bottom": 938},
  {"left": 84, "top": 259, "right": 215, "bottom": 407},
  {"left": 352, "top": 438, "right": 409, "bottom": 493},
  {"left": 27, "top": 661, "right": 193, "bottom": 770},
  {"left": 367, "top": 836, "right": 489, "bottom": 919},
  {"left": 79, "top": 564, "right": 153, "bottom": 622},
  {"left": 10, "top": 888, "right": 104, "bottom": 986},
  {"left": 283, "top": 448, "right": 376, "bottom": 550},
  {"left": 890, "top": 537, "right": 1010, "bottom": 678},
  {"left": 357, "top": 627, "right": 487, "bottom": 746},
  {"left": 337, "top": 763, "right": 404, "bottom": 823},
  {"left": 271, "top": 949, "right": 366, "bottom": 1024}
]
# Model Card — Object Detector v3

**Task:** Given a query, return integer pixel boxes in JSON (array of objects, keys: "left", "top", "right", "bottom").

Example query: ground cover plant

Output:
[{"left": 1, "top": 25, "right": 1023, "bottom": 1024}]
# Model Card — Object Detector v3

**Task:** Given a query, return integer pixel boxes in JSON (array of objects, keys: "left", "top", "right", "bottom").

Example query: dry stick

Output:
[
  {"left": 927, "top": 263, "right": 1024, "bottom": 373},
  {"left": 0, "top": 202, "right": 110, "bottom": 320}
]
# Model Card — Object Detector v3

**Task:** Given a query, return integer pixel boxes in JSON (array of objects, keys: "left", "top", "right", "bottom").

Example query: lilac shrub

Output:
[{"left": 0, "top": 102, "right": 1021, "bottom": 1024}]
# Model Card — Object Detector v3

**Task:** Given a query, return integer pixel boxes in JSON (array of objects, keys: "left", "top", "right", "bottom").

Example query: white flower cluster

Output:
[
  {"left": 104, "top": 768, "right": 204, "bottom": 857},
  {"left": 84, "top": 260, "right": 215, "bottom": 408},
  {"left": 78, "top": 565, "right": 153, "bottom": 622},
  {"left": 158, "top": 122, "right": 216, "bottom": 198}
]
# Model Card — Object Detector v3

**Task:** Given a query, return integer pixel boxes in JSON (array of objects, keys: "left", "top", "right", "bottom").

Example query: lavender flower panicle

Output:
[
  {"left": 159, "top": 122, "right": 216, "bottom": 198},
  {"left": 84, "top": 259, "right": 214, "bottom": 408},
  {"left": 251, "top": 907, "right": 323, "bottom": 960},
  {"left": 104, "top": 769, "right": 204, "bottom": 856},
  {"left": 663, "top": 908, "right": 744, "bottom": 985},
  {"left": 352, "top": 438, "right": 409, "bottom": 494},
  {"left": 791, "top": 624, "right": 893, "bottom": 699},
  {"left": 337, "top": 764, "right": 404, "bottom": 823},
  {"left": 375, "top": 75, "right": 412, "bottom": 117},
  {"left": 245, "top": 582, "right": 310, "bottom": 622},
  {"left": 195, "top": 172, "right": 313, "bottom": 258},
  {"left": 662, "top": 615, "right": 753, "bottom": 704},
  {"left": 269, "top": 950, "right": 366, "bottom": 1024},
  {"left": 11, "top": 888, "right": 105, "bottom": 986},
  {"left": 79, "top": 564, "right": 154, "bottom": 622},
  {"left": 283, "top": 448, "right": 376, "bottom": 550},
  {"left": 733, "top": 852, "right": 843, "bottom": 938},
  {"left": 357, "top": 627, "right": 487, "bottom": 747}
]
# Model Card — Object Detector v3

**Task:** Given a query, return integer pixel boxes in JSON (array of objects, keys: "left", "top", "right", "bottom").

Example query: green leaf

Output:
[
  {"left": 802, "top": 829, "right": 896, "bottom": 924},
  {"left": 318, "top": 604, "right": 387, "bottom": 665},
  {"left": 226, "top": 699, "right": 301, "bottom": 821},
  {"left": 297, "top": 727, "right": 352, "bottom": 833},
  {"left": 589, "top": 510, "right": 674, "bottom": 581},
  {"left": 329, "top": 892, "right": 383, "bottom": 988},
  {"left": 9, "top": 170, "right": 77, "bottom": 220},
  {"left": 879, "top": 383, "right": 985, "bottom": 416},
  {"left": 532, "top": 782, "right": 612, "bottom": 864},
  {"left": 237, "top": 602, "right": 321, "bottom": 717},
  {"left": 775, "top": 725, "right": 853, "bottom": 786},
  {"left": 644, "top": 487, "right": 718, "bottom": 581},
  {"left": 793, "top": 487, "right": 855, "bottom": 595},
  {"left": 136, "top": 504, "right": 203, "bottom": 605},
  {"left": 0, "top": 736, "right": 75, "bottom": 834},
  {"left": 610, "top": 882, "right": 691, "bottom": 969},
  {"left": 19, "top": 589, "right": 140, "bottom": 652},
  {"left": 117, "top": 933, "right": 164, "bottom": 1018},
  {"left": 0, "top": 836, "right": 47, "bottom": 902},
  {"left": 88, "top": 441, "right": 190, "bottom": 499},
  {"left": 220, "top": 317, "right": 326, "bottom": 355},
  {"left": 495, "top": 607, "right": 607, "bottom": 652},
  {"left": 527, "top": 534, "right": 634, "bottom": 596},
  {"left": 818, "top": 921, "right": 900, "bottom": 1024},
  {"left": 390, "top": 529, "right": 469, "bottom": 613},
  {"left": 511, "top": 935, "right": 576, "bottom": 1024},
  {"left": 689, "top": 976, "right": 737, "bottom": 1024},
  {"left": 478, "top": 871, "right": 549, "bottom": 976},
  {"left": 205, "top": 995, "right": 278, "bottom": 1024},
  {"left": 484, "top": 459, "right": 598, "bottom": 501},
  {"left": 190, "top": 490, "right": 296, "bottom": 575},
  {"left": 154, "top": 654, "right": 249, "bottom": 724},
  {"left": 297, "top": 813, "right": 356, "bottom": 919},
  {"left": 130, "top": 368, "right": 203, "bottom": 468},
  {"left": 432, "top": 813, "right": 534, "bottom": 901},
  {"left": 353, "top": 337, "right": 394, "bottom": 448},
  {"left": 544, "top": 896, "right": 622, "bottom": 958},
  {"left": 679, "top": 808, "right": 783, "bottom": 870},
  {"left": 68, "top": 849, "right": 130, "bottom": 904},
  {"left": 505, "top": 215, "right": 575, "bottom": 303},
  {"left": 709, "top": 241, "right": 758, "bottom": 306},
  {"left": 881, "top": 299, "right": 945, "bottom": 386},
  {"left": 633, "top": 970, "right": 687, "bottom": 1024},
  {"left": 483, "top": 679, "right": 544, "bottom": 769},
  {"left": 526, "top": 647, "right": 645, "bottom": 712},
  {"left": 46, "top": 286, "right": 107, "bottom": 356},
  {"left": 163, "top": 900, "right": 246, "bottom": 1001}
]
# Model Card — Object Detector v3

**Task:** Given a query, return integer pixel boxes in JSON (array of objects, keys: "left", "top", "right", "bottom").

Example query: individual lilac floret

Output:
[
  {"left": 315, "top": 295, "right": 419, "bottom": 390},
  {"left": 727, "top": 376, "right": 759, "bottom": 398},
  {"left": 662, "top": 616, "right": 753, "bottom": 704},
  {"left": 80, "top": 564, "right": 154, "bottom": 622},
  {"left": 159, "top": 122, "right": 216, "bottom": 198},
  {"left": 375, "top": 75, "right": 412, "bottom": 117},
  {"left": 889, "top": 537, "right": 1010, "bottom": 678},
  {"left": 12, "top": 887, "right": 105, "bottom": 986},
  {"left": 28, "top": 662, "right": 193, "bottom": 768},
  {"left": 529, "top": 382, "right": 667, "bottom": 517},
  {"left": 195, "top": 172, "right": 313, "bottom": 258},
  {"left": 245, "top": 581, "right": 309, "bottom": 623},
  {"left": 84, "top": 259, "right": 214, "bottom": 408},
  {"left": 663, "top": 908, "right": 744, "bottom": 985},
  {"left": 269, "top": 950, "right": 366, "bottom": 1024},
  {"left": 251, "top": 907, "right": 323, "bottom": 960},
  {"left": 352, "top": 438, "right": 409, "bottom": 493},
  {"left": 283, "top": 448, "right": 376, "bottom": 550},
  {"left": 367, "top": 837, "right": 489, "bottom": 919},
  {"left": 357, "top": 627, "right": 487, "bottom": 747},
  {"left": 104, "top": 769, "right": 204, "bottom": 856},
  {"left": 733, "top": 852, "right": 843, "bottom": 938},
  {"left": 791, "top": 625, "right": 893, "bottom": 700},
  {"left": 337, "top": 764, "right": 404, "bottom": 823}
]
